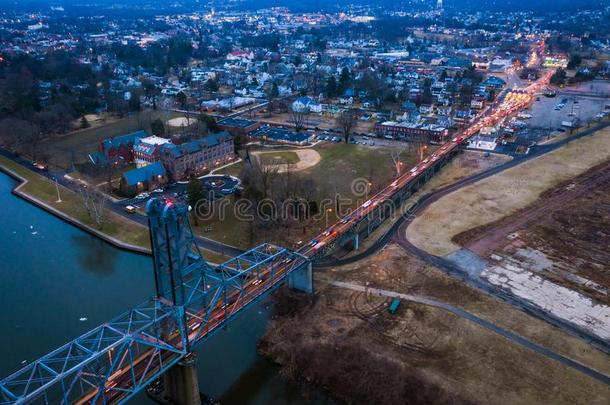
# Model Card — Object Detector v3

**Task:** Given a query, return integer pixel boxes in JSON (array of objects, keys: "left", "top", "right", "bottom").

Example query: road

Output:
[
  {"left": 0, "top": 148, "right": 245, "bottom": 257},
  {"left": 312, "top": 119, "right": 610, "bottom": 354},
  {"left": 323, "top": 278, "right": 610, "bottom": 386},
  {"left": 299, "top": 71, "right": 554, "bottom": 259}
]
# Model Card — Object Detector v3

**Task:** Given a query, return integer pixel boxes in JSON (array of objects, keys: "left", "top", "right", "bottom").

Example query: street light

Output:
[
  {"left": 325, "top": 208, "right": 332, "bottom": 228},
  {"left": 54, "top": 177, "right": 62, "bottom": 203}
]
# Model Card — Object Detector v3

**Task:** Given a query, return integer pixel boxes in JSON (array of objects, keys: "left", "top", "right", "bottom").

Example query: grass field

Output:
[
  {"left": 407, "top": 126, "right": 610, "bottom": 256},
  {"left": 37, "top": 111, "right": 179, "bottom": 169},
  {"left": 0, "top": 156, "right": 150, "bottom": 248},
  {"left": 195, "top": 142, "right": 423, "bottom": 249},
  {"left": 258, "top": 151, "right": 301, "bottom": 165}
]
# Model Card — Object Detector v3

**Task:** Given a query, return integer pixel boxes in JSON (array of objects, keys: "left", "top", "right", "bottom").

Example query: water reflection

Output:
[{"left": 71, "top": 233, "right": 120, "bottom": 275}]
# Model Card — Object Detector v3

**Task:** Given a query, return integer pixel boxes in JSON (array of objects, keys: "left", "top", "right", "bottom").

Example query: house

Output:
[
  {"left": 160, "top": 132, "right": 234, "bottom": 181},
  {"left": 100, "top": 130, "right": 146, "bottom": 164},
  {"left": 468, "top": 134, "right": 497, "bottom": 151},
  {"left": 119, "top": 162, "right": 167, "bottom": 196},
  {"left": 292, "top": 96, "right": 322, "bottom": 113},
  {"left": 133, "top": 136, "right": 171, "bottom": 168}
]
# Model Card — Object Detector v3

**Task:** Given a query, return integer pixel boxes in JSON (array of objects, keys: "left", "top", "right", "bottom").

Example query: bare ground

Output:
[
  {"left": 455, "top": 160, "right": 610, "bottom": 305},
  {"left": 406, "top": 126, "right": 610, "bottom": 256},
  {"left": 261, "top": 244, "right": 610, "bottom": 405}
]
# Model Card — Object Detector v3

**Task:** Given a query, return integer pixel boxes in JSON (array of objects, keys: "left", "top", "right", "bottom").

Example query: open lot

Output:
[
  {"left": 406, "top": 125, "right": 610, "bottom": 256},
  {"left": 262, "top": 244, "right": 610, "bottom": 404}
]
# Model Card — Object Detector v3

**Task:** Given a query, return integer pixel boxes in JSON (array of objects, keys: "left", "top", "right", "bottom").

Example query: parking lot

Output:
[
  {"left": 121, "top": 174, "right": 241, "bottom": 210},
  {"left": 527, "top": 81, "right": 610, "bottom": 133}
]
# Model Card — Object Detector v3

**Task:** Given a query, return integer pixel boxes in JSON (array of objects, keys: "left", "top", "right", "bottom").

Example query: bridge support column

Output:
[
  {"left": 162, "top": 352, "right": 201, "bottom": 405},
  {"left": 288, "top": 262, "right": 313, "bottom": 294},
  {"left": 353, "top": 233, "right": 359, "bottom": 251}
]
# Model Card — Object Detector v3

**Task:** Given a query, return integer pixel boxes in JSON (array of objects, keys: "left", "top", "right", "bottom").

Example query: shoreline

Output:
[{"left": 0, "top": 164, "right": 152, "bottom": 257}]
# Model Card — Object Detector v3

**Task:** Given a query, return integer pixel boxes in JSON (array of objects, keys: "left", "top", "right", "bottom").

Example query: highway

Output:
[{"left": 297, "top": 70, "right": 554, "bottom": 259}]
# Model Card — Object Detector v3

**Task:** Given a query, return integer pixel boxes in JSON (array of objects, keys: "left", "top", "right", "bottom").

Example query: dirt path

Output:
[
  {"left": 253, "top": 148, "right": 321, "bottom": 173},
  {"left": 460, "top": 160, "right": 610, "bottom": 256}
]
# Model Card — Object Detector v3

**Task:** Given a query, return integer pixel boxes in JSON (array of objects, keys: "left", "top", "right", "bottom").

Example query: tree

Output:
[
  {"left": 187, "top": 178, "right": 205, "bottom": 226},
  {"left": 80, "top": 116, "right": 90, "bottom": 129},
  {"left": 151, "top": 118, "right": 166, "bottom": 136},
  {"left": 336, "top": 108, "right": 358, "bottom": 143},
  {"left": 390, "top": 149, "right": 407, "bottom": 178},
  {"left": 326, "top": 76, "right": 337, "bottom": 97},
  {"left": 77, "top": 185, "right": 106, "bottom": 229},
  {"left": 289, "top": 106, "right": 308, "bottom": 132},
  {"left": 267, "top": 82, "right": 279, "bottom": 100},
  {"left": 176, "top": 91, "right": 187, "bottom": 110},
  {"left": 204, "top": 78, "right": 219, "bottom": 92},
  {"left": 198, "top": 113, "right": 219, "bottom": 133}
]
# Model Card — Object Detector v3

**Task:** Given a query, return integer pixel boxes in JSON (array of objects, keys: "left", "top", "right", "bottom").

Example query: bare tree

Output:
[
  {"left": 336, "top": 108, "right": 358, "bottom": 143},
  {"left": 390, "top": 148, "right": 407, "bottom": 177},
  {"left": 289, "top": 106, "right": 308, "bottom": 132},
  {"left": 77, "top": 185, "right": 107, "bottom": 229}
]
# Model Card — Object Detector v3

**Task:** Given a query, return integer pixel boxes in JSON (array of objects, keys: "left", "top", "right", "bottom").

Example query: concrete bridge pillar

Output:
[
  {"left": 162, "top": 352, "right": 201, "bottom": 405},
  {"left": 288, "top": 261, "right": 314, "bottom": 294},
  {"left": 353, "top": 233, "right": 360, "bottom": 251}
]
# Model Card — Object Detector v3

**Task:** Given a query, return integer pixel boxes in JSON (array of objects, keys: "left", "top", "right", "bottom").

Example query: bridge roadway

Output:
[
  {"left": 72, "top": 71, "right": 554, "bottom": 403},
  {"left": 74, "top": 251, "right": 308, "bottom": 404},
  {"left": 297, "top": 70, "right": 553, "bottom": 259},
  {"left": 0, "top": 72, "right": 554, "bottom": 404}
]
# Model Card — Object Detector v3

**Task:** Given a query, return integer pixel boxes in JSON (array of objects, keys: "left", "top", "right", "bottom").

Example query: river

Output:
[{"left": 0, "top": 172, "right": 328, "bottom": 404}]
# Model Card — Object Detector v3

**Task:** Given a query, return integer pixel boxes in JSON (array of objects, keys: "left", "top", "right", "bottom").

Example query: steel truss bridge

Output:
[
  {"left": 1, "top": 69, "right": 552, "bottom": 405},
  {"left": 0, "top": 200, "right": 312, "bottom": 404}
]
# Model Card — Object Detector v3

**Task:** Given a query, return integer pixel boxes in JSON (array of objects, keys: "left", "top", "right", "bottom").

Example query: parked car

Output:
[{"left": 124, "top": 205, "right": 137, "bottom": 214}]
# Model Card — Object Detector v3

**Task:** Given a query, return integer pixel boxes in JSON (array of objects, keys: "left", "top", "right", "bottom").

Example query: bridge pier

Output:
[
  {"left": 162, "top": 352, "right": 201, "bottom": 405},
  {"left": 353, "top": 233, "right": 359, "bottom": 250},
  {"left": 288, "top": 261, "right": 314, "bottom": 293}
]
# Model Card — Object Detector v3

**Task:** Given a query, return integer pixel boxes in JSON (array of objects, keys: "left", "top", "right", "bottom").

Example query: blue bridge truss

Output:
[{"left": 0, "top": 199, "right": 312, "bottom": 404}]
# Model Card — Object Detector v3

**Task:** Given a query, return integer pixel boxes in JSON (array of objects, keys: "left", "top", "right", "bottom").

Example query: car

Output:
[
  {"left": 152, "top": 188, "right": 164, "bottom": 194},
  {"left": 135, "top": 192, "right": 150, "bottom": 200},
  {"left": 309, "top": 239, "right": 318, "bottom": 246},
  {"left": 369, "top": 141, "right": 375, "bottom": 146},
  {"left": 124, "top": 205, "right": 137, "bottom": 214},
  {"left": 32, "top": 162, "right": 48, "bottom": 171},
  {"left": 362, "top": 136, "right": 369, "bottom": 140},
  {"left": 362, "top": 200, "right": 372, "bottom": 208}
]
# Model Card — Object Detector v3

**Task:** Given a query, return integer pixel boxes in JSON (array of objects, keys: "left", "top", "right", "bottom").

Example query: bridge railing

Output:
[
  {"left": 0, "top": 299, "right": 187, "bottom": 405},
  {"left": 0, "top": 244, "right": 310, "bottom": 405}
]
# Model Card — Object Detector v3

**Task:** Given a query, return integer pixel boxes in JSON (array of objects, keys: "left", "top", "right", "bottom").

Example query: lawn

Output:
[
  {"left": 258, "top": 151, "right": 301, "bottom": 165},
  {"left": 37, "top": 110, "right": 180, "bottom": 169},
  {"left": 0, "top": 156, "right": 151, "bottom": 249},
  {"left": 193, "top": 142, "right": 424, "bottom": 250}
]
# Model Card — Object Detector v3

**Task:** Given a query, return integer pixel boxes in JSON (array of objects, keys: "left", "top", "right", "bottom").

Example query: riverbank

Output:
[{"left": 0, "top": 155, "right": 152, "bottom": 254}]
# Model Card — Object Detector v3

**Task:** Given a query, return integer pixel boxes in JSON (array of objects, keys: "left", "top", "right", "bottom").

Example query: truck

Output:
[{"left": 561, "top": 118, "right": 579, "bottom": 128}]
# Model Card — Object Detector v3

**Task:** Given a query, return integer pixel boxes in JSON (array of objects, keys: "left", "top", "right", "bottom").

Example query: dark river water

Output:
[{"left": 0, "top": 172, "right": 328, "bottom": 404}]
